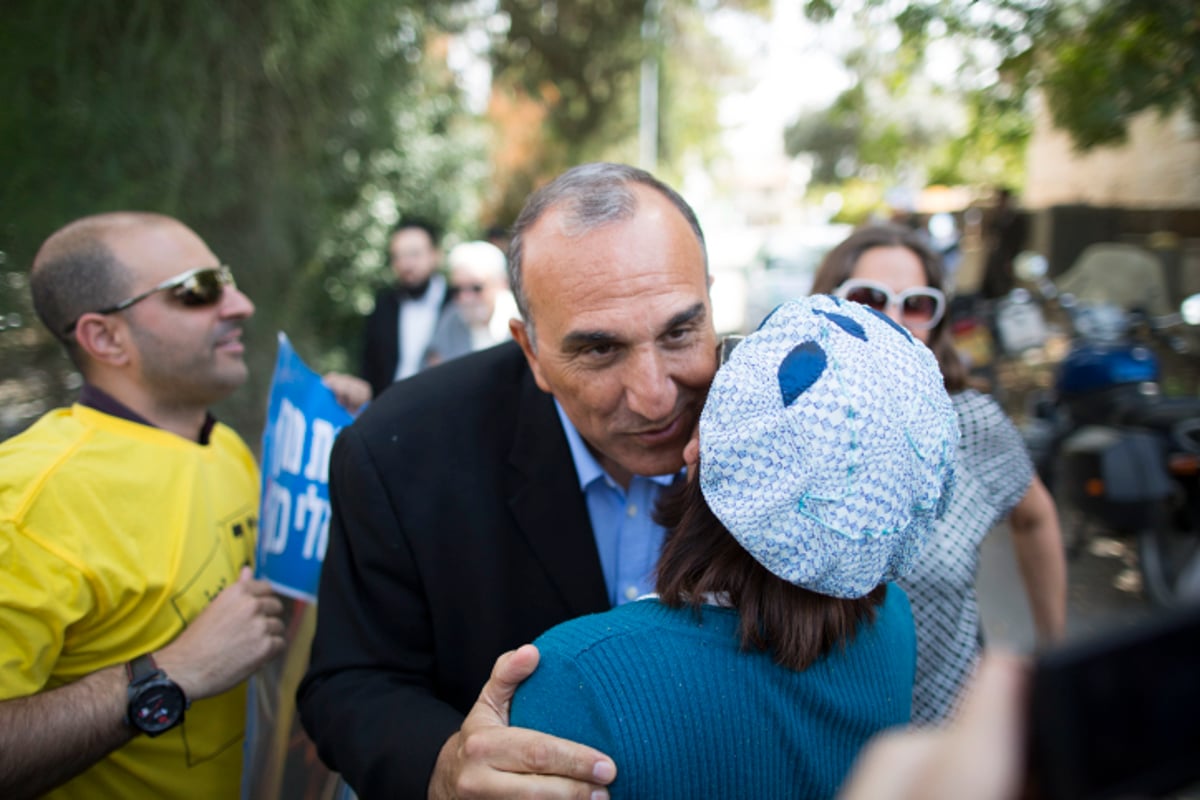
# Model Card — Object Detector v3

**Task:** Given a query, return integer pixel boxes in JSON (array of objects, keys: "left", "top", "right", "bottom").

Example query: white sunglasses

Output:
[{"left": 834, "top": 279, "right": 946, "bottom": 330}]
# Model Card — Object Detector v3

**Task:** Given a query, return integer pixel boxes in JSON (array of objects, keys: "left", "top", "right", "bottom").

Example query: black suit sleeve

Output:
[
  {"left": 361, "top": 291, "right": 399, "bottom": 398},
  {"left": 297, "top": 424, "right": 462, "bottom": 797}
]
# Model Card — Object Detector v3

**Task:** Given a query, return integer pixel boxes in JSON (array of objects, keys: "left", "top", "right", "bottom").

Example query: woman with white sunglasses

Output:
[{"left": 810, "top": 223, "right": 1067, "bottom": 724}]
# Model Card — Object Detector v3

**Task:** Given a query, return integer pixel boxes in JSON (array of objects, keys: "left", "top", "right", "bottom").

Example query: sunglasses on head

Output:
[
  {"left": 64, "top": 265, "right": 235, "bottom": 335},
  {"left": 834, "top": 279, "right": 946, "bottom": 330}
]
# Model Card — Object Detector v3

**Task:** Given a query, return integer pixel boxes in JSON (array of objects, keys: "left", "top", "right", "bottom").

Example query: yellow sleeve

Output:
[{"left": 0, "top": 520, "right": 95, "bottom": 698}]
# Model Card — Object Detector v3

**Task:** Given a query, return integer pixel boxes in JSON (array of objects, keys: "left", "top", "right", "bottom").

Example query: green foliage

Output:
[
  {"left": 656, "top": 4, "right": 744, "bottom": 182},
  {"left": 784, "top": 75, "right": 974, "bottom": 190},
  {"left": 1037, "top": 1, "right": 1200, "bottom": 149},
  {"left": 817, "top": 179, "right": 887, "bottom": 226},
  {"left": 804, "top": 0, "right": 1200, "bottom": 152},
  {"left": 926, "top": 90, "right": 1031, "bottom": 188},
  {"left": 492, "top": 0, "right": 650, "bottom": 169},
  {"left": 485, "top": 0, "right": 749, "bottom": 221},
  {"left": 0, "top": 0, "right": 482, "bottom": 442},
  {"left": 784, "top": 87, "right": 863, "bottom": 184}
]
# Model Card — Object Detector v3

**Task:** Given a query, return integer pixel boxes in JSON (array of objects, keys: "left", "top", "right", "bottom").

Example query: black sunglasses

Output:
[
  {"left": 449, "top": 283, "right": 485, "bottom": 296},
  {"left": 64, "top": 265, "right": 235, "bottom": 335}
]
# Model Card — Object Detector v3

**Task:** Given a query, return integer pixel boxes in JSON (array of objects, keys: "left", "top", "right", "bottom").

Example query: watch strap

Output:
[{"left": 126, "top": 653, "right": 160, "bottom": 685}]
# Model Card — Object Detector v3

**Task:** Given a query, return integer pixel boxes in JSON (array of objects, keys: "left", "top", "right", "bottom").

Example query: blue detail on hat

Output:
[
  {"left": 865, "top": 306, "right": 912, "bottom": 340},
  {"left": 756, "top": 304, "right": 783, "bottom": 331},
  {"left": 814, "top": 309, "right": 867, "bottom": 341},
  {"left": 778, "top": 341, "right": 827, "bottom": 406}
]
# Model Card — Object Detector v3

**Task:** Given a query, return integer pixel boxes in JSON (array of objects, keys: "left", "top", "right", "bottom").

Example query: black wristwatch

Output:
[{"left": 125, "top": 654, "right": 189, "bottom": 737}]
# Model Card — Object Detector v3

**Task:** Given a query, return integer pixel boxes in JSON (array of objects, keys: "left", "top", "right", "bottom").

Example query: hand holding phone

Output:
[{"left": 1028, "top": 603, "right": 1200, "bottom": 799}]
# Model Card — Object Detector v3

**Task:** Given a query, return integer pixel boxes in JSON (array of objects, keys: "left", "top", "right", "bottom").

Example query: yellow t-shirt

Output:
[{"left": 0, "top": 405, "right": 259, "bottom": 799}]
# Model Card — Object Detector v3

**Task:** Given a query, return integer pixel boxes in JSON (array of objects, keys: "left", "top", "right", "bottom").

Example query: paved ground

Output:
[{"left": 978, "top": 524, "right": 1156, "bottom": 651}]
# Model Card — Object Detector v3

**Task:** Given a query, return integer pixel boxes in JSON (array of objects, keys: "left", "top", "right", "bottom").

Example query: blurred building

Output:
[
  {"left": 1025, "top": 99, "right": 1200, "bottom": 209},
  {"left": 1023, "top": 98, "right": 1200, "bottom": 305}
]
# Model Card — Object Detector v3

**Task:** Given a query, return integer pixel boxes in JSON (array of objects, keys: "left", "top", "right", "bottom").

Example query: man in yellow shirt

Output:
[{"left": 0, "top": 213, "right": 285, "bottom": 799}]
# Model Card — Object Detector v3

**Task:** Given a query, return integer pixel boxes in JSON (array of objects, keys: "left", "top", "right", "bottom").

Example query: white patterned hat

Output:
[{"left": 699, "top": 295, "right": 959, "bottom": 598}]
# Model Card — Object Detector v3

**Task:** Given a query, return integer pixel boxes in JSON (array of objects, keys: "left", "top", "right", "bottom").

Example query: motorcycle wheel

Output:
[{"left": 1137, "top": 483, "right": 1200, "bottom": 607}]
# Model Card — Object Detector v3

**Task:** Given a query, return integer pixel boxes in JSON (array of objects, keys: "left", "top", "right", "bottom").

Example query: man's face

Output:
[
  {"left": 512, "top": 184, "right": 718, "bottom": 487},
  {"left": 388, "top": 228, "right": 439, "bottom": 289},
  {"left": 449, "top": 263, "right": 501, "bottom": 328},
  {"left": 109, "top": 221, "right": 255, "bottom": 408}
]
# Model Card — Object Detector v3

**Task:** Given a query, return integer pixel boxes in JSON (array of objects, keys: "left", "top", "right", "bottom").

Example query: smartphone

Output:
[{"left": 1027, "top": 602, "right": 1200, "bottom": 799}]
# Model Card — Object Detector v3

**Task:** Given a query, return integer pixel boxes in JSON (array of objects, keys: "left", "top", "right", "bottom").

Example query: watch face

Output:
[{"left": 130, "top": 683, "right": 186, "bottom": 736}]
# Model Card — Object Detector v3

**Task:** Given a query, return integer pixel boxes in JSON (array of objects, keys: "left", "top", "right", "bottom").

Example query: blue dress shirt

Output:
[{"left": 554, "top": 401, "right": 679, "bottom": 607}]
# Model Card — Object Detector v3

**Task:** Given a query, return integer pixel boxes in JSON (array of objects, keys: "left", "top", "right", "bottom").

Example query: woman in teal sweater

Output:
[{"left": 511, "top": 295, "right": 960, "bottom": 799}]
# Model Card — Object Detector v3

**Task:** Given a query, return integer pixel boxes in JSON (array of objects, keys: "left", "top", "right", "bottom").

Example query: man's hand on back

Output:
[{"left": 428, "top": 645, "right": 617, "bottom": 800}]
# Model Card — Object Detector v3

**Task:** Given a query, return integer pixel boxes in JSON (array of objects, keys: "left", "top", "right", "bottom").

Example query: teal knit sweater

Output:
[{"left": 511, "top": 585, "right": 915, "bottom": 800}]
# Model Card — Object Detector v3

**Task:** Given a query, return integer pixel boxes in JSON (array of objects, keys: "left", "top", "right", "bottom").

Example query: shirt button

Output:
[
  {"left": 627, "top": 504, "right": 638, "bottom": 517},
  {"left": 625, "top": 585, "right": 640, "bottom": 601}
]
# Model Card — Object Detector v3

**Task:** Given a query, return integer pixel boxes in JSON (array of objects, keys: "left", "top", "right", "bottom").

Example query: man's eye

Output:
[
  {"left": 583, "top": 343, "right": 615, "bottom": 357},
  {"left": 664, "top": 327, "right": 694, "bottom": 344}
]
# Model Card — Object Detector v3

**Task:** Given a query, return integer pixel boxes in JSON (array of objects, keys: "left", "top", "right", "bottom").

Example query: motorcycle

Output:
[
  {"left": 1018, "top": 250, "right": 1200, "bottom": 607},
  {"left": 949, "top": 280, "right": 1051, "bottom": 403}
]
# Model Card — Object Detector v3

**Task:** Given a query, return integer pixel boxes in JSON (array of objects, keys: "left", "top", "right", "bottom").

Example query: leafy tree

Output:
[
  {"left": 480, "top": 0, "right": 649, "bottom": 225},
  {"left": 483, "top": 0, "right": 760, "bottom": 225},
  {"left": 0, "top": 0, "right": 482, "bottom": 442},
  {"left": 804, "top": 0, "right": 1200, "bottom": 151},
  {"left": 784, "top": 63, "right": 970, "bottom": 189},
  {"left": 784, "top": 91, "right": 863, "bottom": 185}
]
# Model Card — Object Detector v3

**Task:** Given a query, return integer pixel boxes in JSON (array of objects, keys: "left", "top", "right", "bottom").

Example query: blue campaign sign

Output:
[{"left": 257, "top": 333, "right": 353, "bottom": 602}]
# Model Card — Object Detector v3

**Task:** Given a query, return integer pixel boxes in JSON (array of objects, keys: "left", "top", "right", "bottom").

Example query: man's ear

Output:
[
  {"left": 683, "top": 427, "right": 700, "bottom": 475},
  {"left": 509, "top": 318, "right": 551, "bottom": 394},
  {"left": 73, "top": 314, "right": 132, "bottom": 368}
]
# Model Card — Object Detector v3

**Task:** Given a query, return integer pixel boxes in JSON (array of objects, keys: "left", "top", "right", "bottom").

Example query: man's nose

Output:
[
  {"left": 221, "top": 286, "right": 255, "bottom": 319},
  {"left": 624, "top": 348, "right": 677, "bottom": 421}
]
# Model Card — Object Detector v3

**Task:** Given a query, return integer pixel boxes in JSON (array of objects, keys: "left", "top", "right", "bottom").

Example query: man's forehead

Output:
[
  {"left": 107, "top": 221, "right": 213, "bottom": 276},
  {"left": 561, "top": 300, "right": 708, "bottom": 344},
  {"left": 526, "top": 198, "right": 698, "bottom": 267}
]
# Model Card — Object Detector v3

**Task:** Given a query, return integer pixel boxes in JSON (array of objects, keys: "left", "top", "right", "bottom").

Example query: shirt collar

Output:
[
  {"left": 397, "top": 273, "right": 445, "bottom": 306},
  {"left": 553, "top": 399, "right": 680, "bottom": 491},
  {"left": 78, "top": 384, "right": 217, "bottom": 445}
]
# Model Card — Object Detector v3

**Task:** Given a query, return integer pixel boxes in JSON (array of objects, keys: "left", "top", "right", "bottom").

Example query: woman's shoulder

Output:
[
  {"left": 532, "top": 598, "right": 726, "bottom": 661},
  {"left": 833, "top": 584, "right": 916, "bottom": 676},
  {"left": 952, "top": 387, "right": 1007, "bottom": 423},
  {"left": 953, "top": 389, "right": 1025, "bottom": 452},
  {"left": 874, "top": 584, "right": 915, "bottom": 641},
  {"left": 951, "top": 389, "right": 1034, "bottom": 492},
  {"left": 512, "top": 601, "right": 698, "bottom": 745},
  {"left": 532, "top": 602, "right": 647, "bottom": 660}
]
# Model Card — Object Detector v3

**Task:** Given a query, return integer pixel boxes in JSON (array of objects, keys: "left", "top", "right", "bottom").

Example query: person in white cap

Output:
[{"left": 423, "top": 240, "right": 518, "bottom": 365}]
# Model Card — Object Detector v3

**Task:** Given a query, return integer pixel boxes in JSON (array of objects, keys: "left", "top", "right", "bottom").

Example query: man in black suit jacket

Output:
[
  {"left": 298, "top": 163, "right": 719, "bottom": 798},
  {"left": 361, "top": 219, "right": 460, "bottom": 396}
]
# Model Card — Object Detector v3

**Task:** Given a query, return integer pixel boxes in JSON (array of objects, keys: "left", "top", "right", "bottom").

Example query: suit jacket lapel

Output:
[{"left": 505, "top": 370, "right": 609, "bottom": 616}]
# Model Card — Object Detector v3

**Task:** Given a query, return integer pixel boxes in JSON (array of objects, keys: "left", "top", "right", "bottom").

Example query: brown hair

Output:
[
  {"left": 654, "top": 473, "right": 886, "bottom": 672},
  {"left": 809, "top": 223, "right": 967, "bottom": 393}
]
